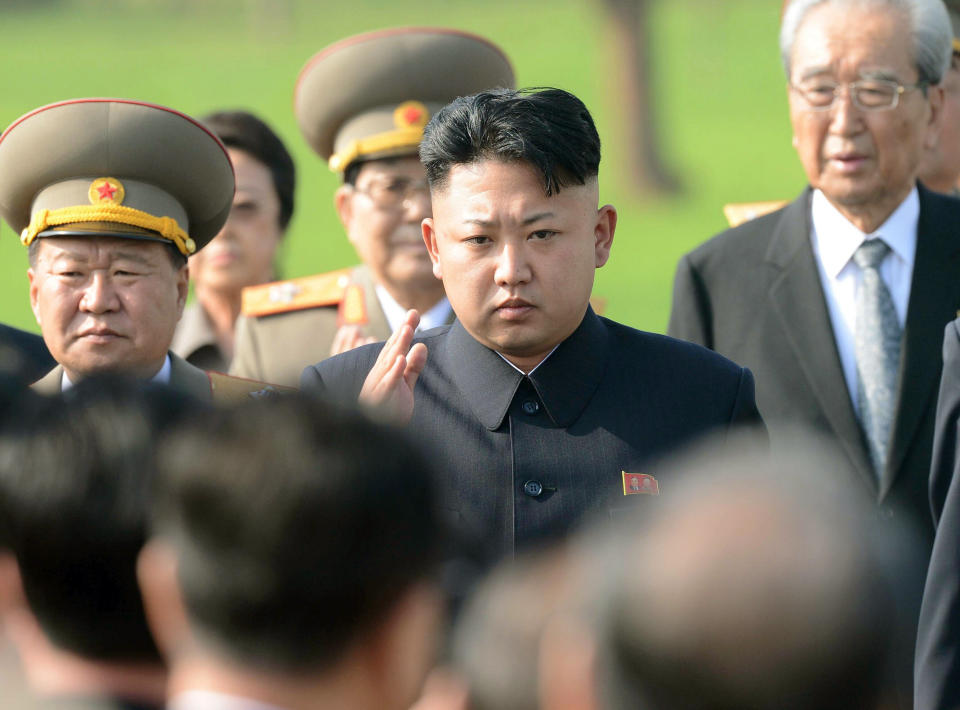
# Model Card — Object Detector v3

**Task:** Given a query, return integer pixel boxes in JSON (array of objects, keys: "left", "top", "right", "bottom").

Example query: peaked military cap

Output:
[
  {"left": 946, "top": 0, "right": 960, "bottom": 51},
  {"left": 295, "top": 27, "right": 515, "bottom": 172},
  {"left": 0, "top": 98, "right": 235, "bottom": 256}
]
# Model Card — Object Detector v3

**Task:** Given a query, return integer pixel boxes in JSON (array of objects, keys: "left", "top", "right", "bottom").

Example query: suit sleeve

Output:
[
  {"left": 229, "top": 315, "right": 264, "bottom": 380},
  {"left": 916, "top": 345, "right": 960, "bottom": 710},
  {"left": 729, "top": 366, "right": 767, "bottom": 439},
  {"left": 300, "top": 343, "right": 385, "bottom": 406},
  {"left": 667, "top": 253, "right": 714, "bottom": 348},
  {"left": 929, "top": 320, "right": 960, "bottom": 527}
]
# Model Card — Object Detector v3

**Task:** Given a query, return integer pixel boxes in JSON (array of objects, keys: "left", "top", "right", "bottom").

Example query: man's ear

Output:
[
  {"left": 538, "top": 614, "right": 599, "bottom": 710},
  {"left": 363, "top": 583, "right": 444, "bottom": 710},
  {"left": 422, "top": 218, "right": 443, "bottom": 280},
  {"left": 924, "top": 83, "right": 946, "bottom": 151},
  {"left": 27, "top": 269, "right": 41, "bottom": 326},
  {"left": 137, "top": 541, "right": 191, "bottom": 660},
  {"left": 175, "top": 264, "right": 189, "bottom": 317},
  {"left": 594, "top": 205, "right": 617, "bottom": 269},
  {"left": 0, "top": 552, "right": 25, "bottom": 622},
  {"left": 335, "top": 186, "right": 354, "bottom": 231}
]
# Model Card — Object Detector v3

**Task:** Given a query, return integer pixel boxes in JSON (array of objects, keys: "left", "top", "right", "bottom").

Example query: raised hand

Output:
[{"left": 358, "top": 309, "right": 427, "bottom": 424}]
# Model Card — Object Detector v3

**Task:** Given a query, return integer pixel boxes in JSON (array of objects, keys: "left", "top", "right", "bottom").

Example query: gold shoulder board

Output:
[
  {"left": 241, "top": 268, "right": 353, "bottom": 318},
  {"left": 722, "top": 201, "right": 788, "bottom": 228},
  {"left": 206, "top": 371, "right": 297, "bottom": 403}
]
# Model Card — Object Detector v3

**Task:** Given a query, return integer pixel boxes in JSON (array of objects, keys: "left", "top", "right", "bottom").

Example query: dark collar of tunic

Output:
[{"left": 440, "top": 306, "right": 610, "bottom": 430}]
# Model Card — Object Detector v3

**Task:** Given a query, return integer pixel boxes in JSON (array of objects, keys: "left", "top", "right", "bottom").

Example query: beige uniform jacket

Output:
[
  {"left": 230, "top": 264, "right": 394, "bottom": 388},
  {"left": 32, "top": 352, "right": 280, "bottom": 403},
  {"left": 170, "top": 302, "right": 228, "bottom": 373}
]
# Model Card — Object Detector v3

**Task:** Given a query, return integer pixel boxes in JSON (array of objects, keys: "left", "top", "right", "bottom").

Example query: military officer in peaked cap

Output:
[
  {"left": 0, "top": 98, "right": 280, "bottom": 400},
  {"left": 230, "top": 27, "right": 515, "bottom": 387},
  {"left": 919, "top": 0, "right": 960, "bottom": 195}
]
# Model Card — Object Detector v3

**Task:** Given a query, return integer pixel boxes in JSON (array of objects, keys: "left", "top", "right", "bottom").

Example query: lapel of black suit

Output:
[
  {"left": 883, "top": 185, "right": 960, "bottom": 497},
  {"left": 766, "top": 189, "right": 877, "bottom": 493}
]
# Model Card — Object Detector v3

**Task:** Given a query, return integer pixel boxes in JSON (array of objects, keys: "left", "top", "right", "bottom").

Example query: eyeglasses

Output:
[
  {"left": 352, "top": 177, "right": 430, "bottom": 210},
  {"left": 790, "top": 79, "right": 928, "bottom": 111}
]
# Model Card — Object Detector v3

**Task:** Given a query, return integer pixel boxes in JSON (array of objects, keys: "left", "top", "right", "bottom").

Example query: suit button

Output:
[
  {"left": 522, "top": 400, "right": 540, "bottom": 415},
  {"left": 523, "top": 480, "right": 544, "bottom": 497},
  {"left": 880, "top": 508, "right": 895, "bottom": 520}
]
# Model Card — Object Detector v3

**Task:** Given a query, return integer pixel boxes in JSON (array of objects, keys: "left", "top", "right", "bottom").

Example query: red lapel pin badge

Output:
[{"left": 622, "top": 472, "right": 659, "bottom": 496}]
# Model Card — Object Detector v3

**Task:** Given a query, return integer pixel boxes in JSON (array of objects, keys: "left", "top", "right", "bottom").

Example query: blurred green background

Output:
[{"left": 0, "top": 0, "right": 805, "bottom": 335}]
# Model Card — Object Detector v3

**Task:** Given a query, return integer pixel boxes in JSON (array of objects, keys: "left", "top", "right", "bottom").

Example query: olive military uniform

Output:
[{"left": 0, "top": 98, "right": 280, "bottom": 401}]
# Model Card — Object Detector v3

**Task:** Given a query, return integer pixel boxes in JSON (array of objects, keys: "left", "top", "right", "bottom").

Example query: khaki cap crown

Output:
[
  {"left": 0, "top": 98, "right": 235, "bottom": 255},
  {"left": 295, "top": 27, "right": 515, "bottom": 172}
]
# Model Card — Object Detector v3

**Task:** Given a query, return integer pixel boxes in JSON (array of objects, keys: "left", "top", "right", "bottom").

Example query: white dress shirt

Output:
[
  {"left": 375, "top": 284, "right": 452, "bottom": 333},
  {"left": 61, "top": 353, "right": 172, "bottom": 390},
  {"left": 809, "top": 187, "right": 917, "bottom": 415}
]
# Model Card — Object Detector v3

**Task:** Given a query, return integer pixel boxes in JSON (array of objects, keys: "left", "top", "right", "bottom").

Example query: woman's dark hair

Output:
[{"left": 203, "top": 110, "right": 296, "bottom": 230}]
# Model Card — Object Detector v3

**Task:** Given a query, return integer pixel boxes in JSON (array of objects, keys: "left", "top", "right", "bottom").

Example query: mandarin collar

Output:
[{"left": 441, "top": 307, "right": 610, "bottom": 430}]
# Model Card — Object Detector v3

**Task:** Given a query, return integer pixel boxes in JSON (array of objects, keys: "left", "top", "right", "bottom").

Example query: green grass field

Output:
[{"left": 0, "top": 0, "right": 805, "bottom": 335}]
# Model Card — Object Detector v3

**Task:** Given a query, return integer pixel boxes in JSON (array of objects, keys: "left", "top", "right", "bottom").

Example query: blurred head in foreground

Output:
[
  {"left": 139, "top": 394, "right": 446, "bottom": 710},
  {"left": 585, "top": 434, "right": 911, "bottom": 710},
  {"left": 0, "top": 376, "right": 199, "bottom": 708}
]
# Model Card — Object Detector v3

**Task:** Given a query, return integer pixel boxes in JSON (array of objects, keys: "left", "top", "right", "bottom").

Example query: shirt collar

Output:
[
  {"left": 374, "top": 284, "right": 452, "bottom": 333},
  {"left": 61, "top": 354, "right": 172, "bottom": 390},
  {"left": 811, "top": 186, "right": 919, "bottom": 278},
  {"left": 441, "top": 307, "right": 610, "bottom": 430},
  {"left": 495, "top": 344, "right": 560, "bottom": 376}
]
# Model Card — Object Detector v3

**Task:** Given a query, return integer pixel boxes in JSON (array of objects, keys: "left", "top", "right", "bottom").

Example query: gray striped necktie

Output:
[{"left": 853, "top": 238, "right": 901, "bottom": 478}]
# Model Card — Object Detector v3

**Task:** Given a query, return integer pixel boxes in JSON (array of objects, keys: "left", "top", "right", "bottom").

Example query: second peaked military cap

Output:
[
  {"left": 295, "top": 27, "right": 515, "bottom": 172},
  {"left": 0, "top": 98, "right": 234, "bottom": 256},
  {"left": 946, "top": 0, "right": 960, "bottom": 51}
]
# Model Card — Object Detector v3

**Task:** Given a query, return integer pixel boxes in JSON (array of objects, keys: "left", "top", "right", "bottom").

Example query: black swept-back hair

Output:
[{"left": 419, "top": 87, "right": 601, "bottom": 196}]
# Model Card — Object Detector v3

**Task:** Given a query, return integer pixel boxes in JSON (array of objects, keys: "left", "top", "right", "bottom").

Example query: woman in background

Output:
[{"left": 172, "top": 110, "right": 295, "bottom": 372}]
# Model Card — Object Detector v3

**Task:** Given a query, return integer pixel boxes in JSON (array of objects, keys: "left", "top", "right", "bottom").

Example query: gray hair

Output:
[{"left": 780, "top": 0, "right": 952, "bottom": 84}]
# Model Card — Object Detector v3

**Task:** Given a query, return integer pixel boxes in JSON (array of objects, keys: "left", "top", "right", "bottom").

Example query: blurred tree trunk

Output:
[
  {"left": 602, "top": 0, "right": 681, "bottom": 195},
  {"left": 249, "top": 0, "right": 294, "bottom": 38}
]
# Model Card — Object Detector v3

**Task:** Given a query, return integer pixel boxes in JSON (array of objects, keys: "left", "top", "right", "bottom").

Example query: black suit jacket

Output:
[
  {"left": 302, "top": 308, "right": 763, "bottom": 564},
  {"left": 0, "top": 323, "right": 54, "bottom": 383},
  {"left": 916, "top": 318, "right": 960, "bottom": 710},
  {"left": 668, "top": 185, "right": 960, "bottom": 547}
]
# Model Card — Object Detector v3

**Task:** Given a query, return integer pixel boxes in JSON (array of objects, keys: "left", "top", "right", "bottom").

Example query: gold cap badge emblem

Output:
[
  {"left": 88, "top": 177, "right": 125, "bottom": 206},
  {"left": 393, "top": 101, "right": 429, "bottom": 130}
]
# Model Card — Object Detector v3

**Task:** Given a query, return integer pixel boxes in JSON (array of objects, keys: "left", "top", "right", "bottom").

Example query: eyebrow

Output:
[
  {"left": 798, "top": 66, "right": 902, "bottom": 82},
  {"left": 858, "top": 69, "right": 901, "bottom": 82},
  {"left": 463, "top": 212, "right": 555, "bottom": 228},
  {"left": 111, "top": 251, "right": 156, "bottom": 266}
]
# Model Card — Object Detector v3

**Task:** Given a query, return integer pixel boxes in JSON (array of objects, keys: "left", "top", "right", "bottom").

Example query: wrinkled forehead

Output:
[{"left": 791, "top": 3, "right": 916, "bottom": 79}]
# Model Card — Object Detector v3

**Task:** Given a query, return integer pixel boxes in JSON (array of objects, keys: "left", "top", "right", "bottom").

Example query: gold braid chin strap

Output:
[{"left": 20, "top": 204, "right": 196, "bottom": 255}]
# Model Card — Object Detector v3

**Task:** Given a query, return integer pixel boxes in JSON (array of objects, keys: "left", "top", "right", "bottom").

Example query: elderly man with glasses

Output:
[
  {"left": 668, "top": 1, "right": 959, "bottom": 704},
  {"left": 919, "top": 0, "right": 960, "bottom": 194},
  {"left": 229, "top": 28, "right": 515, "bottom": 387}
]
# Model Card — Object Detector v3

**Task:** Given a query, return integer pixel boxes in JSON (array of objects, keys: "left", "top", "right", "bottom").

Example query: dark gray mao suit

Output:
[
  {"left": 916, "top": 318, "right": 960, "bottom": 710},
  {"left": 302, "top": 307, "right": 763, "bottom": 564},
  {"left": 669, "top": 184, "right": 960, "bottom": 547}
]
